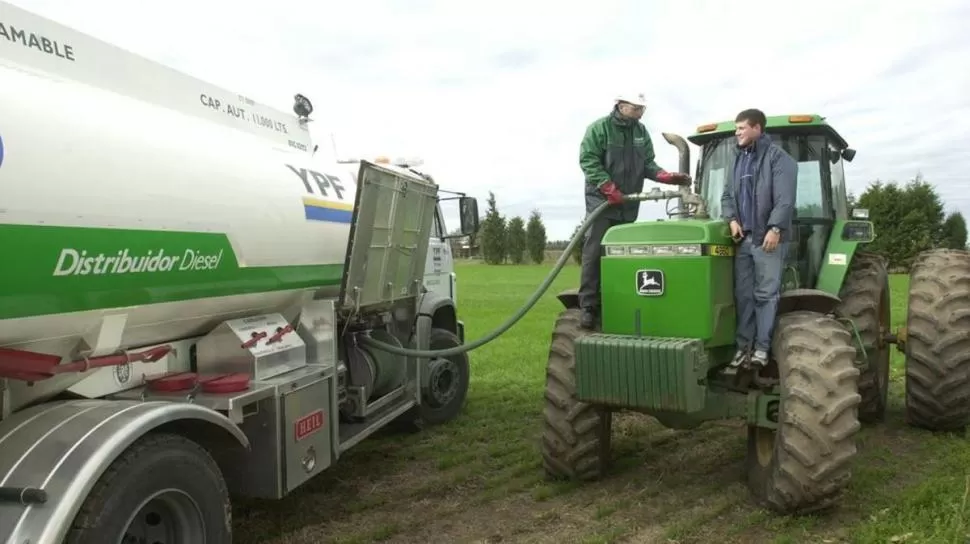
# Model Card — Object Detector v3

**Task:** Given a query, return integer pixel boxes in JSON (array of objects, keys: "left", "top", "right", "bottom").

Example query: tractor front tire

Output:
[
  {"left": 836, "top": 250, "right": 891, "bottom": 423},
  {"left": 904, "top": 249, "right": 970, "bottom": 432},
  {"left": 541, "top": 308, "right": 612, "bottom": 481},
  {"left": 745, "top": 311, "right": 862, "bottom": 515}
]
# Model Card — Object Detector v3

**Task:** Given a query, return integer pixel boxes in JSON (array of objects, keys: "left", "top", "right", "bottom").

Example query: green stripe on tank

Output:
[{"left": 0, "top": 224, "right": 343, "bottom": 320}]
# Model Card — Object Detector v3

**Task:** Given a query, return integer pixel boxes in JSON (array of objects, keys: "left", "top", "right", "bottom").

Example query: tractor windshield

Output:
[{"left": 697, "top": 133, "right": 843, "bottom": 221}]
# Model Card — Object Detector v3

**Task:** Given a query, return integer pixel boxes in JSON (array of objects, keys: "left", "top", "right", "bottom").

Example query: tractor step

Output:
[{"left": 574, "top": 334, "right": 707, "bottom": 412}]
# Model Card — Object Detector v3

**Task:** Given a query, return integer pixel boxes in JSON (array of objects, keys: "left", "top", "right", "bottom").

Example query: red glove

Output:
[
  {"left": 599, "top": 181, "right": 625, "bottom": 205},
  {"left": 656, "top": 171, "right": 692, "bottom": 185}
]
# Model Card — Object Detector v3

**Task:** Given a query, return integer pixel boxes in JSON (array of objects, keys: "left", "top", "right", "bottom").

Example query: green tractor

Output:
[{"left": 541, "top": 113, "right": 970, "bottom": 514}]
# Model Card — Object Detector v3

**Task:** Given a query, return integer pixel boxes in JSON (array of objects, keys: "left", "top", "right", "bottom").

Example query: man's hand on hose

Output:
[
  {"left": 655, "top": 171, "right": 692, "bottom": 186},
  {"left": 599, "top": 180, "right": 625, "bottom": 205}
]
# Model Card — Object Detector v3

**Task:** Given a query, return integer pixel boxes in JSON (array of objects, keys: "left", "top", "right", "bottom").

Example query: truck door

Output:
[{"left": 423, "top": 206, "right": 455, "bottom": 301}]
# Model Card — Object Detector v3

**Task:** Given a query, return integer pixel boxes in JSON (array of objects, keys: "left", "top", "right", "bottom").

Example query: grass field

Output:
[{"left": 233, "top": 261, "right": 970, "bottom": 544}]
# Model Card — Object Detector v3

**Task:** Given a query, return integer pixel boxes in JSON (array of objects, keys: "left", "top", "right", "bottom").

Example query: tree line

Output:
[
  {"left": 459, "top": 192, "right": 549, "bottom": 265},
  {"left": 852, "top": 174, "right": 966, "bottom": 271},
  {"left": 461, "top": 176, "right": 967, "bottom": 271}
]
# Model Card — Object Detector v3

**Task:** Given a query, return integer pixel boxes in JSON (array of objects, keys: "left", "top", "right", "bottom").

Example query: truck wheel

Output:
[
  {"left": 904, "top": 249, "right": 970, "bottom": 432},
  {"left": 745, "top": 311, "right": 861, "bottom": 515},
  {"left": 836, "top": 250, "right": 891, "bottom": 423},
  {"left": 541, "top": 308, "right": 612, "bottom": 481},
  {"left": 65, "top": 433, "right": 231, "bottom": 544},
  {"left": 397, "top": 327, "right": 470, "bottom": 429}
]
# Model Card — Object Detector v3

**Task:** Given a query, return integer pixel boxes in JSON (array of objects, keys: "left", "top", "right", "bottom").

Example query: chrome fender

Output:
[{"left": 0, "top": 399, "right": 249, "bottom": 544}]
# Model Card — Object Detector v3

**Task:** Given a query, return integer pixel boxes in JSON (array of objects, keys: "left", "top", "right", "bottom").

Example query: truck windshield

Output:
[{"left": 698, "top": 134, "right": 831, "bottom": 221}]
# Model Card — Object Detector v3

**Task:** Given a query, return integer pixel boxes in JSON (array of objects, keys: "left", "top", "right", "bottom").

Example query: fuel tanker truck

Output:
[{"left": 0, "top": 3, "right": 483, "bottom": 542}]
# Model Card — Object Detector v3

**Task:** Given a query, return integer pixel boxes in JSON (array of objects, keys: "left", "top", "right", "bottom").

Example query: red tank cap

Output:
[
  {"left": 199, "top": 372, "right": 251, "bottom": 394},
  {"left": 147, "top": 371, "right": 198, "bottom": 392}
]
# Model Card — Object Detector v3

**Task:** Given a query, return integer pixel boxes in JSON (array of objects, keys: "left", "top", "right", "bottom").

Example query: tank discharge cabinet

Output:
[{"left": 0, "top": 3, "right": 480, "bottom": 542}]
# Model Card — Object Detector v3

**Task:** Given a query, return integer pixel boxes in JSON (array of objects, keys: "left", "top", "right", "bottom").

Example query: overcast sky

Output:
[{"left": 10, "top": 0, "right": 970, "bottom": 239}]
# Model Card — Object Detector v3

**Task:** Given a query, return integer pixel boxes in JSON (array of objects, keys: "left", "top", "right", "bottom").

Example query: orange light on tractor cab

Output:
[
  {"left": 374, "top": 156, "right": 390, "bottom": 164},
  {"left": 696, "top": 123, "right": 718, "bottom": 133},
  {"left": 788, "top": 115, "right": 814, "bottom": 123}
]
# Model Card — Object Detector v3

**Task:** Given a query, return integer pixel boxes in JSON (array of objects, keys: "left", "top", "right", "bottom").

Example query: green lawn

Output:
[{"left": 234, "top": 262, "right": 970, "bottom": 544}]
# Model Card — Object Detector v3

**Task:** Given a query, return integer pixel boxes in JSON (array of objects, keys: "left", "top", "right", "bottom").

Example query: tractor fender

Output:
[
  {"left": 418, "top": 290, "right": 461, "bottom": 340},
  {"left": 0, "top": 399, "right": 249, "bottom": 544},
  {"left": 776, "top": 288, "right": 842, "bottom": 316},
  {"left": 556, "top": 288, "right": 581, "bottom": 310}
]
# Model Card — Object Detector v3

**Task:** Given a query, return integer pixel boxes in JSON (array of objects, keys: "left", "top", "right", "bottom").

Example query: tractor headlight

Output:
[
  {"left": 617, "top": 244, "right": 702, "bottom": 256},
  {"left": 605, "top": 245, "right": 626, "bottom": 256}
]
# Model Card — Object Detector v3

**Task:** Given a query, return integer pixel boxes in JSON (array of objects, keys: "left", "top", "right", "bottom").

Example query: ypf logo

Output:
[{"left": 0, "top": 132, "right": 5, "bottom": 168}]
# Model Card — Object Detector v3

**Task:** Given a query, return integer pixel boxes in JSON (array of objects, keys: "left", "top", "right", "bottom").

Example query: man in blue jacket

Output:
[{"left": 720, "top": 109, "right": 797, "bottom": 370}]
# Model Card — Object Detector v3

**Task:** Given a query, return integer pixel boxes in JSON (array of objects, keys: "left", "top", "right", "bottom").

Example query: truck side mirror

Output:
[{"left": 459, "top": 197, "right": 480, "bottom": 235}]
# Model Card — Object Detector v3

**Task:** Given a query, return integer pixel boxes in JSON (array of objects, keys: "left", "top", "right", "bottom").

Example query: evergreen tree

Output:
[
  {"left": 479, "top": 192, "right": 507, "bottom": 265},
  {"left": 525, "top": 209, "right": 548, "bottom": 264},
  {"left": 942, "top": 212, "right": 968, "bottom": 250},
  {"left": 506, "top": 217, "right": 527, "bottom": 264}
]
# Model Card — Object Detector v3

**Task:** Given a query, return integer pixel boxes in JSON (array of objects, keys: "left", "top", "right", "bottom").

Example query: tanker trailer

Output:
[{"left": 0, "top": 3, "right": 479, "bottom": 542}]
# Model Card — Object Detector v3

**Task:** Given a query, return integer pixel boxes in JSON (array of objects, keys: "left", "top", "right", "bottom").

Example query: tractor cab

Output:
[{"left": 687, "top": 114, "right": 860, "bottom": 291}]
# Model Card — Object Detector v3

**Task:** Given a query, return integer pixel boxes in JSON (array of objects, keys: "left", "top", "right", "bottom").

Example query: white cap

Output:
[{"left": 615, "top": 92, "right": 647, "bottom": 107}]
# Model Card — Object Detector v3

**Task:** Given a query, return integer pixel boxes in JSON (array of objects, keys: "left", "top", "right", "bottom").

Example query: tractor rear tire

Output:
[
  {"left": 836, "top": 250, "right": 891, "bottom": 423},
  {"left": 745, "top": 310, "right": 861, "bottom": 515},
  {"left": 904, "top": 249, "right": 970, "bottom": 432},
  {"left": 541, "top": 307, "right": 613, "bottom": 481}
]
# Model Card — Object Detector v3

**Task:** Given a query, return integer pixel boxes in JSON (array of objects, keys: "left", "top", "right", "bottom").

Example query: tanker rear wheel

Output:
[{"left": 65, "top": 433, "right": 231, "bottom": 544}]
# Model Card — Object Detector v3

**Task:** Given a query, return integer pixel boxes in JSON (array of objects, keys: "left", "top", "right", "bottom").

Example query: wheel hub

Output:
[
  {"left": 426, "top": 356, "right": 459, "bottom": 408},
  {"left": 120, "top": 489, "right": 206, "bottom": 544}
]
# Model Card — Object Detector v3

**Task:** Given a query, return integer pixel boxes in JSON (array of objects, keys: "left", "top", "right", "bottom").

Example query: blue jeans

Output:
[{"left": 734, "top": 236, "right": 787, "bottom": 353}]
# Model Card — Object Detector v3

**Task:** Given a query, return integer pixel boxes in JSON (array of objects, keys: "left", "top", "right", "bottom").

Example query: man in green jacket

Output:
[{"left": 578, "top": 92, "right": 692, "bottom": 329}]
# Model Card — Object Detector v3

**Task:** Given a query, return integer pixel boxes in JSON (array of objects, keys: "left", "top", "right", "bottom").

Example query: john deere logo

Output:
[{"left": 636, "top": 269, "right": 664, "bottom": 296}]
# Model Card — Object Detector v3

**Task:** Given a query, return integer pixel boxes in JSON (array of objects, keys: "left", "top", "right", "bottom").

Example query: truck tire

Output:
[
  {"left": 745, "top": 311, "right": 861, "bottom": 515},
  {"left": 904, "top": 248, "right": 970, "bottom": 432},
  {"left": 836, "top": 250, "right": 891, "bottom": 423},
  {"left": 396, "top": 327, "right": 470, "bottom": 429},
  {"left": 541, "top": 308, "right": 612, "bottom": 481},
  {"left": 65, "top": 433, "right": 231, "bottom": 544}
]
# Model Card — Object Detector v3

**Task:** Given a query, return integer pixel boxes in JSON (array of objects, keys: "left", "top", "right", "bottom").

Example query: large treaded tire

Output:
[
  {"left": 541, "top": 307, "right": 612, "bottom": 481},
  {"left": 904, "top": 248, "right": 970, "bottom": 432},
  {"left": 836, "top": 250, "right": 891, "bottom": 423},
  {"left": 745, "top": 311, "right": 862, "bottom": 515},
  {"left": 65, "top": 433, "right": 231, "bottom": 544}
]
